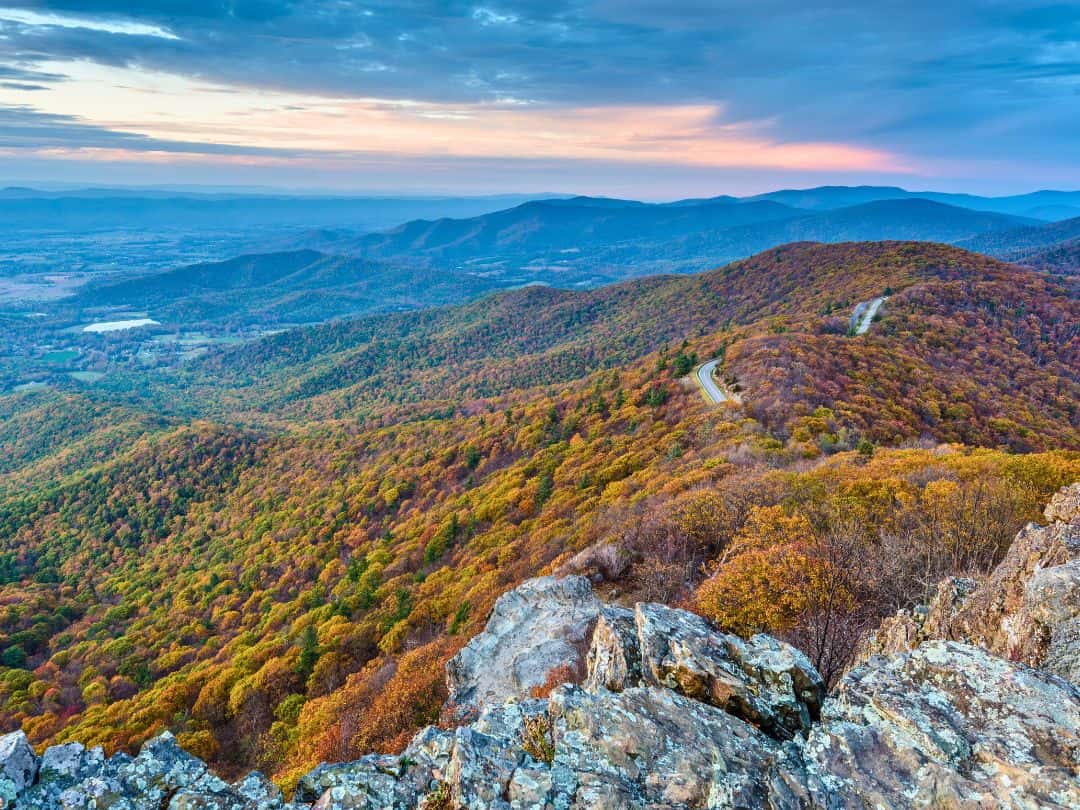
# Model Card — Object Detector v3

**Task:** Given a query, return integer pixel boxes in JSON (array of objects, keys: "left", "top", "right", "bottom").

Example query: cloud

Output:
[
  {"left": 0, "top": 63, "right": 66, "bottom": 83},
  {"left": 0, "top": 1, "right": 1077, "bottom": 189},
  {"left": 0, "top": 78, "right": 906, "bottom": 175},
  {"left": 0, "top": 103, "right": 304, "bottom": 155},
  {"left": 0, "top": 7, "right": 178, "bottom": 38}
]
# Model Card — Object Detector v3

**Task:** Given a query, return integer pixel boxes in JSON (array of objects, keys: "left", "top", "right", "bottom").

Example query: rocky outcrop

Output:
[
  {"left": 587, "top": 602, "right": 824, "bottom": 740},
  {"left": 549, "top": 684, "right": 806, "bottom": 808},
  {"left": 443, "top": 575, "right": 600, "bottom": 722},
  {"left": 12, "top": 628, "right": 1078, "bottom": 809},
  {"left": 855, "top": 482, "right": 1080, "bottom": 685},
  {"left": 0, "top": 730, "right": 292, "bottom": 809},
  {"left": 1047, "top": 481, "right": 1080, "bottom": 524},
  {"left": 5, "top": 484, "right": 1078, "bottom": 809},
  {"left": 1027, "top": 559, "right": 1080, "bottom": 683},
  {"left": 0, "top": 731, "right": 37, "bottom": 805},
  {"left": 582, "top": 606, "right": 639, "bottom": 694},
  {"left": 802, "top": 641, "right": 1080, "bottom": 808}
]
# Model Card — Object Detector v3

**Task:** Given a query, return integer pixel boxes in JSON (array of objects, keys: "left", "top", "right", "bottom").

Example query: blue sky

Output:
[{"left": 0, "top": 1, "right": 1077, "bottom": 196}]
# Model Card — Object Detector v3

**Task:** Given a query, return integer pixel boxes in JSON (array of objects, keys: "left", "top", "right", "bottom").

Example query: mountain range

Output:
[
  {"left": 743, "top": 185, "right": 1080, "bottom": 220},
  {"left": 59, "top": 189, "right": 1079, "bottom": 338},
  {"left": 319, "top": 196, "right": 1043, "bottom": 280},
  {"left": 956, "top": 214, "right": 1080, "bottom": 274},
  {"left": 73, "top": 250, "right": 500, "bottom": 327}
]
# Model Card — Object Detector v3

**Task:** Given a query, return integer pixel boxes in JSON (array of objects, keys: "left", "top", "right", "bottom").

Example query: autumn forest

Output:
[{"left": 0, "top": 238, "right": 1074, "bottom": 789}]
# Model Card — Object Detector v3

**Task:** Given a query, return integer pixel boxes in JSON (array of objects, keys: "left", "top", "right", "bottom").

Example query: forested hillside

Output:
[
  {"left": 0, "top": 241, "right": 1076, "bottom": 789},
  {"left": 72, "top": 251, "right": 504, "bottom": 328},
  {"left": 156, "top": 242, "right": 1078, "bottom": 447}
]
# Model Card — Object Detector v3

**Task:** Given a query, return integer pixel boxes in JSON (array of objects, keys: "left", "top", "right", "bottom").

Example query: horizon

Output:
[
  {"left": 1, "top": 2, "right": 1078, "bottom": 196},
  {"left": 4, "top": 181, "right": 1080, "bottom": 204}
]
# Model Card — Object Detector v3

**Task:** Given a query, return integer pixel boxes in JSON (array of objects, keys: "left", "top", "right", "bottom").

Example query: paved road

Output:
[
  {"left": 696, "top": 358, "right": 729, "bottom": 404},
  {"left": 852, "top": 296, "right": 888, "bottom": 335}
]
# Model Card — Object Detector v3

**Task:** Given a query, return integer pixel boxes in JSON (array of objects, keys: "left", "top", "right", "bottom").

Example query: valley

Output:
[{"left": 4, "top": 185, "right": 1079, "bottom": 401}]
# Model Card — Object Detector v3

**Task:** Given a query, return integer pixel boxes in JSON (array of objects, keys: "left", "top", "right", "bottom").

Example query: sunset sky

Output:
[{"left": 0, "top": 2, "right": 1078, "bottom": 196}]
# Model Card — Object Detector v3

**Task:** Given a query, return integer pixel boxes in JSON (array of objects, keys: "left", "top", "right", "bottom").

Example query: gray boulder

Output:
[
  {"left": 295, "top": 753, "right": 408, "bottom": 807},
  {"left": 166, "top": 769, "right": 293, "bottom": 809},
  {"left": 40, "top": 743, "right": 106, "bottom": 784},
  {"left": 630, "top": 602, "right": 823, "bottom": 739},
  {"left": 0, "top": 731, "right": 38, "bottom": 805},
  {"left": 550, "top": 684, "right": 808, "bottom": 809},
  {"left": 1045, "top": 481, "right": 1080, "bottom": 524},
  {"left": 18, "top": 742, "right": 106, "bottom": 808},
  {"left": 802, "top": 640, "right": 1080, "bottom": 808},
  {"left": 51, "top": 733, "right": 237, "bottom": 810},
  {"left": 444, "top": 727, "right": 520, "bottom": 810},
  {"left": 583, "top": 606, "right": 640, "bottom": 693},
  {"left": 234, "top": 772, "right": 284, "bottom": 805},
  {"left": 444, "top": 576, "right": 600, "bottom": 722},
  {"left": 1027, "top": 559, "right": 1080, "bottom": 684}
]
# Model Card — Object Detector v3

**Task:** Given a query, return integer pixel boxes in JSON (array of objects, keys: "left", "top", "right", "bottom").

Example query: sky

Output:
[{"left": 0, "top": 1, "right": 1077, "bottom": 197}]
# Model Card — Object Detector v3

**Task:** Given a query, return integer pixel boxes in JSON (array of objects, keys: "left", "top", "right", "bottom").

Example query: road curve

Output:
[
  {"left": 696, "top": 359, "right": 729, "bottom": 404},
  {"left": 852, "top": 296, "right": 888, "bottom": 335}
]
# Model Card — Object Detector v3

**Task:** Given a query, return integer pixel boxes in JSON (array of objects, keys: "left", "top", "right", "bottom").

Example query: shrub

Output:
[
  {"left": 421, "top": 781, "right": 452, "bottom": 810},
  {"left": 521, "top": 713, "right": 555, "bottom": 764},
  {"left": 528, "top": 663, "right": 577, "bottom": 699}
]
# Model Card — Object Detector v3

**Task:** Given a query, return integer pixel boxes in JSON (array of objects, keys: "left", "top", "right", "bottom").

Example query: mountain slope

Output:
[
  {"left": 149, "top": 242, "right": 1080, "bottom": 450},
  {"left": 1008, "top": 239, "right": 1080, "bottom": 275},
  {"left": 351, "top": 196, "right": 802, "bottom": 265},
  {"left": 956, "top": 215, "right": 1080, "bottom": 274},
  {"left": 74, "top": 250, "right": 502, "bottom": 326},
  {"left": 0, "top": 241, "right": 1075, "bottom": 788}
]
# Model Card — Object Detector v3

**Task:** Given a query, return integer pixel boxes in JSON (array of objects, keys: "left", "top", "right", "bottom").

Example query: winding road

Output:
[
  {"left": 696, "top": 295, "right": 887, "bottom": 407},
  {"left": 696, "top": 358, "right": 732, "bottom": 404},
  {"left": 851, "top": 296, "right": 888, "bottom": 335}
]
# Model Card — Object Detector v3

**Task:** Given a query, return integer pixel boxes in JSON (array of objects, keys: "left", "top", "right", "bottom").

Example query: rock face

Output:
[
  {"left": 443, "top": 575, "right": 601, "bottom": 722},
  {"left": 6, "top": 484, "right": 1079, "bottom": 810},
  {"left": 803, "top": 641, "right": 1080, "bottom": 808},
  {"left": 1, "top": 731, "right": 307, "bottom": 810},
  {"left": 582, "top": 606, "right": 639, "bottom": 694},
  {"left": 588, "top": 601, "right": 824, "bottom": 740},
  {"left": 0, "top": 731, "right": 37, "bottom": 805},
  {"left": 855, "top": 482, "right": 1080, "bottom": 686}
]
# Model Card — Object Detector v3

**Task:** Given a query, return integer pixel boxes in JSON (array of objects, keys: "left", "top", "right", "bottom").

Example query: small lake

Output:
[{"left": 82, "top": 318, "right": 160, "bottom": 333}]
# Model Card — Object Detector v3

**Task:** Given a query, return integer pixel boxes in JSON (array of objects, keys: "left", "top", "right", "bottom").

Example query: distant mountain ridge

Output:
[
  {"left": 956, "top": 215, "right": 1080, "bottom": 274},
  {"left": 325, "top": 196, "right": 1036, "bottom": 281},
  {"left": 64, "top": 191, "right": 1061, "bottom": 331},
  {"left": 745, "top": 185, "right": 1080, "bottom": 219},
  {"left": 11, "top": 184, "right": 1080, "bottom": 376}
]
